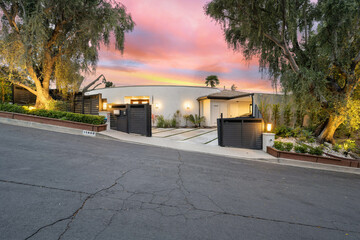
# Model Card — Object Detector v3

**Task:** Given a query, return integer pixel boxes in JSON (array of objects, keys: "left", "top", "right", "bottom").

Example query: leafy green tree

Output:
[
  {"left": 205, "top": 75, "right": 220, "bottom": 88},
  {"left": 0, "top": 67, "right": 13, "bottom": 103},
  {"left": 0, "top": 0, "right": 134, "bottom": 109},
  {"left": 205, "top": 0, "right": 360, "bottom": 143}
]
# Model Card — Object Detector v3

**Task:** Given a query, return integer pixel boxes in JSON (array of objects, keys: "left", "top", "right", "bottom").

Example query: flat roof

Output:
[{"left": 197, "top": 90, "right": 254, "bottom": 100}]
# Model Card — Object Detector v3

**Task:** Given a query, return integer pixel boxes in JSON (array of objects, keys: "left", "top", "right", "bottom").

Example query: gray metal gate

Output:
[
  {"left": 110, "top": 104, "right": 152, "bottom": 137},
  {"left": 217, "top": 117, "right": 263, "bottom": 149}
]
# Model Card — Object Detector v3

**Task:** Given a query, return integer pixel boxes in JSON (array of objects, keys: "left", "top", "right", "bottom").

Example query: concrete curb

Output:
[{"left": 1, "top": 117, "right": 359, "bottom": 175}]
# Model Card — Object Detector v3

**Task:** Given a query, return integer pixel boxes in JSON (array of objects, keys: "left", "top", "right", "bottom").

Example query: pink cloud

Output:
[{"left": 91, "top": 0, "right": 273, "bottom": 92}]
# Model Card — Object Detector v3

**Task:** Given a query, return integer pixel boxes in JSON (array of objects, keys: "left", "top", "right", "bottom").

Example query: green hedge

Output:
[{"left": 0, "top": 103, "right": 105, "bottom": 125}]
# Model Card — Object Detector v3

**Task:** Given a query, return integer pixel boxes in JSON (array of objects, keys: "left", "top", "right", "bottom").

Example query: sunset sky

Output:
[{"left": 86, "top": 0, "right": 275, "bottom": 93}]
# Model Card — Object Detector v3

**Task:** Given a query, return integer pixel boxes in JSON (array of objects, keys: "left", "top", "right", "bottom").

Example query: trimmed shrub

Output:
[
  {"left": 273, "top": 141, "right": 284, "bottom": 151},
  {"left": 294, "top": 144, "right": 308, "bottom": 153},
  {"left": 0, "top": 103, "right": 105, "bottom": 125},
  {"left": 284, "top": 142, "right": 294, "bottom": 152},
  {"left": 332, "top": 144, "right": 341, "bottom": 152},
  {"left": 0, "top": 103, "right": 27, "bottom": 114},
  {"left": 275, "top": 125, "right": 290, "bottom": 137},
  {"left": 309, "top": 146, "right": 323, "bottom": 156}
]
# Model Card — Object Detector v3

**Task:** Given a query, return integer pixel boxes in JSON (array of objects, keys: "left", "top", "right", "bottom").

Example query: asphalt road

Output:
[{"left": 0, "top": 123, "right": 360, "bottom": 240}]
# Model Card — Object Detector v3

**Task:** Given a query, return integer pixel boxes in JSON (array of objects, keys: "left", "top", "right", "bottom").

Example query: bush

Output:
[
  {"left": 0, "top": 103, "right": 27, "bottom": 114},
  {"left": 342, "top": 140, "right": 357, "bottom": 152},
  {"left": 0, "top": 103, "right": 105, "bottom": 125},
  {"left": 273, "top": 141, "right": 284, "bottom": 151},
  {"left": 332, "top": 144, "right": 341, "bottom": 152},
  {"left": 284, "top": 142, "right": 294, "bottom": 152},
  {"left": 294, "top": 144, "right": 308, "bottom": 153},
  {"left": 309, "top": 146, "right": 323, "bottom": 156},
  {"left": 156, "top": 115, "right": 165, "bottom": 128},
  {"left": 275, "top": 125, "right": 292, "bottom": 137}
]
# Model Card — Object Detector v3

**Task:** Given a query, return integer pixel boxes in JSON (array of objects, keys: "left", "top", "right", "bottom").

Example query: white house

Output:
[{"left": 86, "top": 85, "right": 282, "bottom": 127}]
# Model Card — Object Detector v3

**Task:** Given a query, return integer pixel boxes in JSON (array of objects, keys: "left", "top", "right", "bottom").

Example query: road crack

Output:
[{"left": 23, "top": 169, "right": 136, "bottom": 240}]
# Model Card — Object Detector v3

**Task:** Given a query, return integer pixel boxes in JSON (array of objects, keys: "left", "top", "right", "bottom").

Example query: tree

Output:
[
  {"left": 271, "top": 104, "right": 280, "bottom": 128},
  {"left": 105, "top": 81, "right": 114, "bottom": 88},
  {"left": 0, "top": 0, "right": 134, "bottom": 109},
  {"left": 0, "top": 67, "right": 13, "bottom": 103},
  {"left": 283, "top": 104, "right": 293, "bottom": 127},
  {"left": 231, "top": 84, "right": 237, "bottom": 91},
  {"left": 205, "top": 0, "right": 360, "bottom": 143},
  {"left": 205, "top": 75, "right": 220, "bottom": 88}
]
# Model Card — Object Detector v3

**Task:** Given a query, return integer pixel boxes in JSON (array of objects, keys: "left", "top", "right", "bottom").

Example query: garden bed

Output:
[
  {"left": 267, "top": 146, "right": 360, "bottom": 168},
  {"left": 0, "top": 111, "right": 107, "bottom": 132}
]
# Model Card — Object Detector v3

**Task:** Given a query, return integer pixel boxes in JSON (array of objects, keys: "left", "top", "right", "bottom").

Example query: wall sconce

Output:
[
  {"left": 266, "top": 123, "right": 272, "bottom": 132},
  {"left": 155, "top": 103, "right": 160, "bottom": 109},
  {"left": 185, "top": 103, "right": 191, "bottom": 110},
  {"left": 102, "top": 102, "right": 107, "bottom": 111}
]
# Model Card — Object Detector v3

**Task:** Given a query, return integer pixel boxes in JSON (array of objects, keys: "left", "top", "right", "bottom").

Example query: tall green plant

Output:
[
  {"left": 283, "top": 104, "right": 293, "bottom": 127},
  {"left": 272, "top": 104, "right": 280, "bottom": 128},
  {"left": 258, "top": 100, "right": 270, "bottom": 124},
  {"left": 189, "top": 114, "right": 205, "bottom": 128}
]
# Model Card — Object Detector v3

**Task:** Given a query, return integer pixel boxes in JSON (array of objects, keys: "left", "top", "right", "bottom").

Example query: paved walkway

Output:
[
  {"left": 100, "top": 128, "right": 273, "bottom": 160},
  {"left": 152, "top": 128, "right": 218, "bottom": 145}
]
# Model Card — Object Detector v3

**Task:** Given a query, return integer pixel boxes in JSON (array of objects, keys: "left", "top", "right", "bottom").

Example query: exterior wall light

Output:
[
  {"left": 155, "top": 103, "right": 160, "bottom": 109},
  {"left": 102, "top": 102, "right": 107, "bottom": 110},
  {"left": 185, "top": 103, "right": 191, "bottom": 110},
  {"left": 266, "top": 123, "right": 272, "bottom": 132}
]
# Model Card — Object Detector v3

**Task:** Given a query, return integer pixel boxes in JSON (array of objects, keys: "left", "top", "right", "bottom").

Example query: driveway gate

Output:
[
  {"left": 110, "top": 104, "right": 152, "bottom": 137},
  {"left": 217, "top": 116, "right": 263, "bottom": 149}
]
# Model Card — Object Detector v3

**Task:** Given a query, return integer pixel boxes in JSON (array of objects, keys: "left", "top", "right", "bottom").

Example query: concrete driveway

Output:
[
  {"left": 152, "top": 128, "right": 218, "bottom": 145},
  {"left": 1, "top": 123, "right": 360, "bottom": 239}
]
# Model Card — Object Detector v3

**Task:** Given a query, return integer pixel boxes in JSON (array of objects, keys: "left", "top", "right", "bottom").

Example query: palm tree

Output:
[{"left": 205, "top": 75, "right": 220, "bottom": 88}]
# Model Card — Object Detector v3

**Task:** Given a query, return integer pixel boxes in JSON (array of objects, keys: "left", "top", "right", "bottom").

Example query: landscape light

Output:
[
  {"left": 28, "top": 106, "right": 36, "bottom": 110},
  {"left": 266, "top": 123, "right": 272, "bottom": 132}
]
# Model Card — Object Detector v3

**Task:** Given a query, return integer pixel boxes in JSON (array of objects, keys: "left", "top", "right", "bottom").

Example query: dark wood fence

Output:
[
  {"left": 218, "top": 117, "right": 263, "bottom": 149},
  {"left": 73, "top": 93, "right": 102, "bottom": 115},
  {"left": 110, "top": 104, "right": 152, "bottom": 137}
]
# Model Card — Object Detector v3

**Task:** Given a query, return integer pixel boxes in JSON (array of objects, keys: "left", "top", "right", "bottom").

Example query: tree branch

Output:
[
  {"left": 0, "top": 1, "right": 20, "bottom": 33},
  {"left": 10, "top": 80, "right": 37, "bottom": 95},
  {"left": 263, "top": 33, "right": 300, "bottom": 73}
]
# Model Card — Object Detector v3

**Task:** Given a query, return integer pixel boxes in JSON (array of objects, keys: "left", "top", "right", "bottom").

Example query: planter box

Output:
[
  {"left": 267, "top": 146, "right": 360, "bottom": 168},
  {"left": 0, "top": 111, "right": 107, "bottom": 132}
]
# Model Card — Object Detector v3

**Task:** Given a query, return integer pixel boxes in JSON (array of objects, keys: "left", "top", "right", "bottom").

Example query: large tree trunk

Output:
[
  {"left": 318, "top": 114, "right": 344, "bottom": 144},
  {"left": 35, "top": 87, "right": 53, "bottom": 109}
]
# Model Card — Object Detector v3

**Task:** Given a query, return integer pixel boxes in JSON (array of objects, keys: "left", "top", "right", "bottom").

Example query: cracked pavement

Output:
[{"left": 0, "top": 123, "right": 360, "bottom": 239}]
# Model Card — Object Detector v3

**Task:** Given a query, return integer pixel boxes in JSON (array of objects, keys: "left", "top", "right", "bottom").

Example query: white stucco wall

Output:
[{"left": 86, "top": 85, "right": 219, "bottom": 126}]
